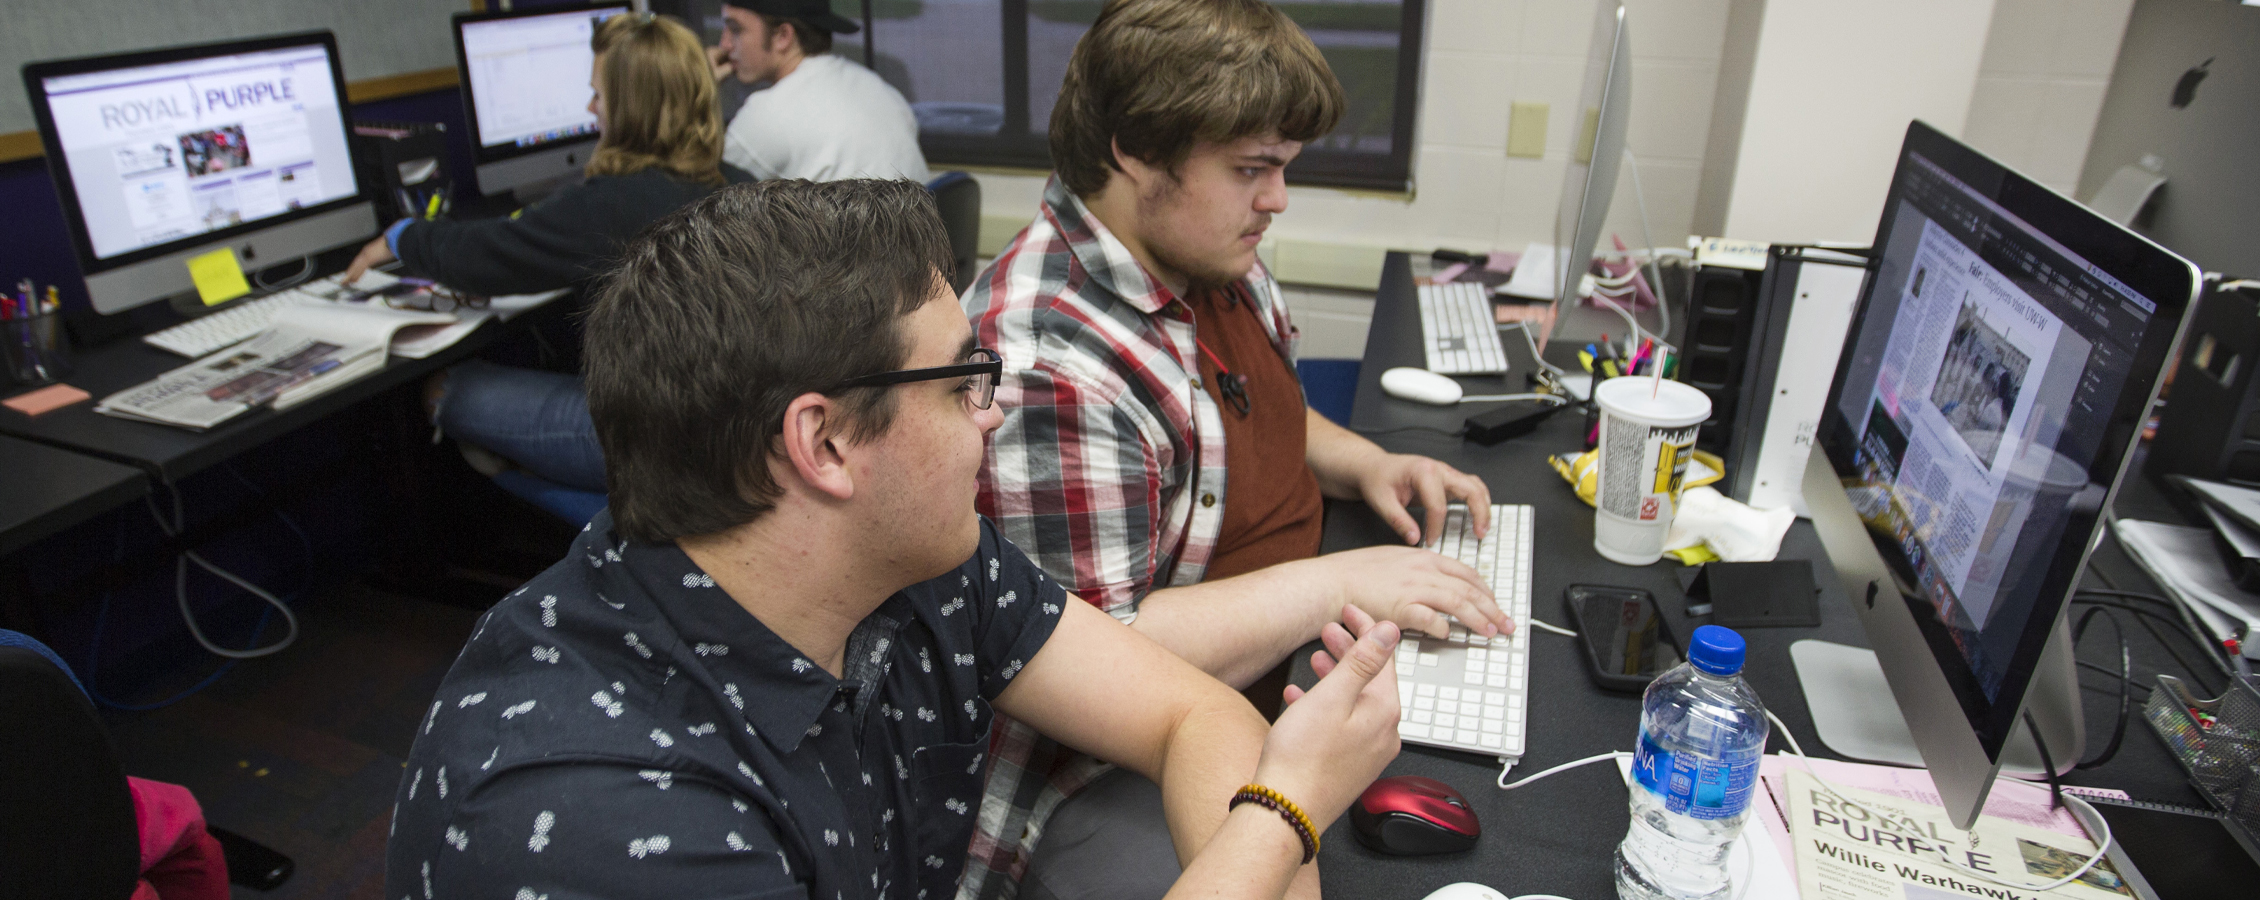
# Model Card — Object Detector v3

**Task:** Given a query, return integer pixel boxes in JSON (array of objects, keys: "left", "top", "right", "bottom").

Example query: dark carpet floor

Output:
[{"left": 99, "top": 582, "right": 483, "bottom": 900}]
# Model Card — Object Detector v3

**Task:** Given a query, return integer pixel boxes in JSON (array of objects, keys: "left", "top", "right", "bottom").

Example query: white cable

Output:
[
  {"left": 1525, "top": 618, "right": 1579, "bottom": 638},
  {"left": 1500, "top": 321, "right": 1570, "bottom": 382},
  {"left": 145, "top": 484, "right": 299, "bottom": 660},
  {"left": 1497, "top": 750, "right": 1633, "bottom": 790},
  {"left": 1762, "top": 709, "right": 2112, "bottom": 893}
]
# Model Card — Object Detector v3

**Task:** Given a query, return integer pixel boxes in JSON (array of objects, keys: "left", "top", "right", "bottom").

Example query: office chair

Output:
[
  {"left": 926, "top": 171, "right": 983, "bottom": 294},
  {"left": 0, "top": 630, "right": 292, "bottom": 895}
]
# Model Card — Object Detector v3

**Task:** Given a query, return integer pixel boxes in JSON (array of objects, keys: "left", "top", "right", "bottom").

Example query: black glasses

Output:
[{"left": 831, "top": 348, "right": 1002, "bottom": 409}]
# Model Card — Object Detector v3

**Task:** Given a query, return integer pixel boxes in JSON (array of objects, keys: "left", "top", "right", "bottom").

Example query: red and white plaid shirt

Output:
[{"left": 955, "top": 177, "right": 1298, "bottom": 898}]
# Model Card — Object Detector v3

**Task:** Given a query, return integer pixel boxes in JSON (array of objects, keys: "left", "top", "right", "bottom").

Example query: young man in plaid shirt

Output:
[{"left": 959, "top": 2, "right": 1520, "bottom": 898}]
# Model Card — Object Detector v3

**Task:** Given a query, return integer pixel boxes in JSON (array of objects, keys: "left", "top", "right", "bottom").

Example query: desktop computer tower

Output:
[{"left": 2147, "top": 279, "right": 2260, "bottom": 484}]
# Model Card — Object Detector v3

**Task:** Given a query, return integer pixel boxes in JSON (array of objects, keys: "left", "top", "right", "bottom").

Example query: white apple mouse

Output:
[
  {"left": 1419, "top": 883, "right": 1508, "bottom": 900},
  {"left": 1380, "top": 367, "right": 1464, "bottom": 405}
]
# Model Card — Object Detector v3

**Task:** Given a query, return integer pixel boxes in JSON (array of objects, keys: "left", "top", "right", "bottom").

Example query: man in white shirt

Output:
[{"left": 712, "top": 0, "right": 931, "bottom": 182}]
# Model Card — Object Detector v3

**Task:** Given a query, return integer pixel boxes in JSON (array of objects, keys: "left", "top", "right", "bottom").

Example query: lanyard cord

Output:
[{"left": 1183, "top": 292, "right": 1255, "bottom": 416}]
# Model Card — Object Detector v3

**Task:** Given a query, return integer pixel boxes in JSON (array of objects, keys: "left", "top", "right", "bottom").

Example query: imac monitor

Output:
[
  {"left": 1803, "top": 120, "right": 2198, "bottom": 829},
  {"left": 453, "top": 3, "right": 631, "bottom": 197},
  {"left": 1552, "top": 1, "right": 1630, "bottom": 306},
  {"left": 22, "top": 32, "right": 376, "bottom": 315},
  {"left": 2075, "top": 0, "right": 2260, "bottom": 279}
]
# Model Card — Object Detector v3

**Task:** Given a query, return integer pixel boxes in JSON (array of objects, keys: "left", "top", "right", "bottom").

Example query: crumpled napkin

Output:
[{"left": 1662, "top": 486, "right": 1795, "bottom": 564}]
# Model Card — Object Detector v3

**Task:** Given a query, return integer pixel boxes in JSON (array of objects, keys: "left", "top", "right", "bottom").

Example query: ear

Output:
[
  {"left": 777, "top": 392, "right": 855, "bottom": 502},
  {"left": 771, "top": 20, "right": 799, "bottom": 54},
  {"left": 1108, "top": 137, "right": 1159, "bottom": 189}
]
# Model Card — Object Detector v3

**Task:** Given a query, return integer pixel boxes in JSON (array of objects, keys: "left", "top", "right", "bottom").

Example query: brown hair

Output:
[
  {"left": 1050, "top": 0, "right": 1345, "bottom": 197},
  {"left": 757, "top": 13, "right": 835, "bottom": 56},
  {"left": 584, "top": 180, "right": 956, "bottom": 543},
  {"left": 585, "top": 14, "right": 725, "bottom": 185}
]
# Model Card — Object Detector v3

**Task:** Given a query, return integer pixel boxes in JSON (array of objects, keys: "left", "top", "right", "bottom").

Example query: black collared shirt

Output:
[{"left": 385, "top": 511, "right": 1067, "bottom": 900}]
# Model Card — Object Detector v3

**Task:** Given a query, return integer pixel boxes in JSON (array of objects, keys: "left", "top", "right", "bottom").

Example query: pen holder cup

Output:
[{"left": 2, "top": 311, "right": 72, "bottom": 387}]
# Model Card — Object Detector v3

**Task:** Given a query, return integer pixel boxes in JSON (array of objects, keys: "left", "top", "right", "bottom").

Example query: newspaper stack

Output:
[
  {"left": 98, "top": 302, "right": 453, "bottom": 430},
  {"left": 1784, "top": 769, "right": 2129, "bottom": 900}
]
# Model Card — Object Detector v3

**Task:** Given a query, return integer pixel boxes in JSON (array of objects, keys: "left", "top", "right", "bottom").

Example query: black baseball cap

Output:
[{"left": 721, "top": 0, "right": 861, "bottom": 35}]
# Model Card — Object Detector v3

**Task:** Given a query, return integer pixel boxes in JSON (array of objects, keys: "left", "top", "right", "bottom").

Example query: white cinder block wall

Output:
[
  {"left": 963, "top": 0, "right": 2146, "bottom": 356},
  {"left": 1961, "top": 0, "right": 2136, "bottom": 197}
]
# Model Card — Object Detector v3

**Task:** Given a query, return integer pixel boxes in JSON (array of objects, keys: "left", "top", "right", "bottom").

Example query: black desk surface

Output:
[
  {"left": 0, "top": 310, "right": 527, "bottom": 484},
  {"left": 1297, "top": 252, "right": 2207, "bottom": 900},
  {"left": 0, "top": 433, "right": 147, "bottom": 558}
]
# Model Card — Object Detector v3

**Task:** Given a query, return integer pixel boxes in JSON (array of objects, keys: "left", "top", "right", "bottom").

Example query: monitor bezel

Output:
[
  {"left": 1814, "top": 119, "right": 2199, "bottom": 760},
  {"left": 451, "top": 2, "right": 630, "bottom": 168},
  {"left": 21, "top": 30, "right": 373, "bottom": 278}
]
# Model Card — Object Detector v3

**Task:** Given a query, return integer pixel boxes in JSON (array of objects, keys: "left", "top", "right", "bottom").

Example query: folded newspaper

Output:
[
  {"left": 1785, "top": 769, "right": 2130, "bottom": 900},
  {"left": 98, "top": 303, "right": 453, "bottom": 430}
]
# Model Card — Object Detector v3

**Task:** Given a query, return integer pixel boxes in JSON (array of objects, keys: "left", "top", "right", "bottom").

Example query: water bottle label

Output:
[{"left": 1631, "top": 732, "right": 1757, "bottom": 820}]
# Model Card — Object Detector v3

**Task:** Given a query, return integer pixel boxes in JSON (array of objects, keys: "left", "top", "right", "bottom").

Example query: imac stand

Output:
[{"left": 1790, "top": 622, "right": 2085, "bottom": 778}]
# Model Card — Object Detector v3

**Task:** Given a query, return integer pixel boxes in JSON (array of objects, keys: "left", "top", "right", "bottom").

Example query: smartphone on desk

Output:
[{"left": 1563, "top": 584, "right": 1682, "bottom": 693}]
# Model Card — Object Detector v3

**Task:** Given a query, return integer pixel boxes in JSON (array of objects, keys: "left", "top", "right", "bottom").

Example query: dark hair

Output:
[
  {"left": 1050, "top": 0, "right": 1345, "bottom": 197},
  {"left": 584, "top": 179, "right": 955, "bottom": 543},
  {"left": 759, "top": 13, "right": 834, "bottom": 55}
]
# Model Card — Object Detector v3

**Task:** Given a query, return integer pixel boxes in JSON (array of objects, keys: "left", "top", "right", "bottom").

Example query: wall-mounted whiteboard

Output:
[{"left": 5, "top": 0, "right": 472, "bottom": 136}]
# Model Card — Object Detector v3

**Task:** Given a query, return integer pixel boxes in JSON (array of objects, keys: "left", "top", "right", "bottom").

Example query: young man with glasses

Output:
[
  {"left": 961, "top": 2, "right": 1512, "bottom": 898},
  {"left": 385, "top": 179, "right": 1405, "bottom": 900}
]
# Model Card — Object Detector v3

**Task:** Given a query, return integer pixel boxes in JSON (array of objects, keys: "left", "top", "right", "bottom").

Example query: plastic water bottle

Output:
[{"left": 1614, "top": 625, "right": 1769, "bottom": 900}]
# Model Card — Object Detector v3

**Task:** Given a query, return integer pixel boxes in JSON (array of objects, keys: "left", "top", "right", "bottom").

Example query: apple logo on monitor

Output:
[{"left": 2171, "top": 57, "right": 2212, "bottom": 109}]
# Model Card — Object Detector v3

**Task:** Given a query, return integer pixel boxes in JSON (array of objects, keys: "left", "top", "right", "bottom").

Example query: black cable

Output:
[
  {"left": 2025, "top": 711, "right": 2067, "bottom": 811},
  {"left": 2074, "top": 588, "right": 2177, "bottom": 610},
  {"left": 1352, "top": 425, "right": 1468, "bottom": 438},
  {"left": 2070, "top": 601, "right": 2232, "bottom": 701},
  {"left": 2069, "top": 606, "right": 2131, "bottom": 769},
  {"left": 2071, "top": 596, "right": 2230, "bottom": 690},
  {"left": 2077, "top": 660, "right": 2151, "bottom": 695}
]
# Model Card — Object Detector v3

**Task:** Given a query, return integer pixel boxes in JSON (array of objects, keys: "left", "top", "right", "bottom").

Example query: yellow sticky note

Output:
[{"left": 187, "top": 248, "right": 252, "bottom": 306}]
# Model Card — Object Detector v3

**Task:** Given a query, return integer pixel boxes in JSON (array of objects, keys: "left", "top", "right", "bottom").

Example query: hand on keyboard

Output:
[
  {"left": 1290, "top": 544, "right": 1509, "bottom": 641},
  {"left": 1347, "top": 452, "right": 1493, "bottom": 547}
]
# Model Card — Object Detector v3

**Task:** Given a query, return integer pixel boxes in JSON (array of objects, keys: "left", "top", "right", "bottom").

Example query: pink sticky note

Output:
[{"left": 4, "top": 383, "right": 92, "bottom": 416}]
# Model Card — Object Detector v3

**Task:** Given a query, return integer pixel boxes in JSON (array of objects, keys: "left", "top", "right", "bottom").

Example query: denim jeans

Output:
[{"left": 435, "top": 361, "right": 606, "bottom": 492}]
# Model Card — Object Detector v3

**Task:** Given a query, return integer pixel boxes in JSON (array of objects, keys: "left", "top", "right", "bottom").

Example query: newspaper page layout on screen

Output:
[{"left": 41, "top": 46, "right": 357, "bottom": 260}]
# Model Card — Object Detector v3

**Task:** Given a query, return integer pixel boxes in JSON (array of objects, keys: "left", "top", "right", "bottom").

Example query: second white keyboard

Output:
[
  {"left": 1394, "top": 502, "right": 1535, "bottom": 760},
  {"left": 1417, "top": 281, "right": 1509, "bottom": 375}
]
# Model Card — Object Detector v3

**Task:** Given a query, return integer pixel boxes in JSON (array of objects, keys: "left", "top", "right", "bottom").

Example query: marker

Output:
[{"left": 45, "top": 286, "right": 59, "bottom": 313}]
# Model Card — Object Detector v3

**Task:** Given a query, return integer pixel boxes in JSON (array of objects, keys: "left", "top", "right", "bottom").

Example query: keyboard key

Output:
[
  {"left": 1457, "top": 729, "right": 1481, "bottom": 744},
  {"left": 1415, "top": 697, "right": 1435, "bottom": 711},
  {"left": 1439, "top": 687, "right": 1459, "bottom": 700},
  {"left": 1412, "top": 710, "right": 1433, "bottom": 724},
  {"left": 1416, "top": 684, "right": 1437, "bottom": 697},
  {"left": 1435, "top": 700, "right": 1456, "bottom": 715},
  {"left": 1419, "top": 653, "right": 1440, "bottom": 666},
  {"left": 1485, "top": 691, "right": 1506, "bottom": 704},
  {"left": 1401, "top": 723, "right": 1430, "bottom": 738},
  {"left": 1487, "top": 675, "right": 1507, "bottom": 688}
]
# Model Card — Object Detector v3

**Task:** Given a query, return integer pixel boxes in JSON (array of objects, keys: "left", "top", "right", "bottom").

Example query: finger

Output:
[
  {"left": 1319, "top": 621, "right": 1355, "bottom": 662},
  {"left": 1282, "top": 684, "right": 1307, "bottom": 706},
  {"left": 1415, "top": 470, "right": 1450, "bottom": 553},
  {"left": 1399, "top": 603, "right": 1448, "bottom": 640},
  {"left": 1309, "top": 648, "right": 1336, "bottom": 680},
  {"left": 1340, "top": 603, "right": 1378, "bottom": 638},
  {"left": 1459, "top": 472, "right": 1494, "bottom": 538}
]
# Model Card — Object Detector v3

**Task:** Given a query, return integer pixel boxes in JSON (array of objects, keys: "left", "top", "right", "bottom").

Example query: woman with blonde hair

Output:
[
  {"left": 342, "top": 13, "right": 724, "bottom": 502},
  {"left": 343, "top": 13, "right": 722, "bottom": 293}
]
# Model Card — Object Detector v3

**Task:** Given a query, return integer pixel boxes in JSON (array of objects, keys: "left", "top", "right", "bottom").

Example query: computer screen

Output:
[
  {"left": 1817, "top": 121, "right": 2194, "bottom": 757},
  {"left": 33, "top": 43, "right": 358, "bottom": 263},
  {"left": 457, "top": 5, "right": 627, "bottom": 157}
]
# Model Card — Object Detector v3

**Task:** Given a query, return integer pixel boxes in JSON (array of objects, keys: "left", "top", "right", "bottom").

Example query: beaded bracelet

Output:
[{"left": 1230, "top": 784, "right": 1319, "bottom": 865}]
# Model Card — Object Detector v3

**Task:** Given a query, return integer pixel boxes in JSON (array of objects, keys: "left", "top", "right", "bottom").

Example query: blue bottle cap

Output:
[{"left": 1688, "top": 625, "right": 1746, "bottom": 676}]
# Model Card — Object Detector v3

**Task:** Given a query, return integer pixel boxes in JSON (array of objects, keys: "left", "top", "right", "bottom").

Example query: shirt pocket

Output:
[{"left": 908, "top": 736, "right": 989, "bottom": 891}]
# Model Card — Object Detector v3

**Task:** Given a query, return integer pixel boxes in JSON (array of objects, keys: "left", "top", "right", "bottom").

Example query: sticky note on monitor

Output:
[{"left": 186, "top": 248, "right": 252, "bottom": 306}]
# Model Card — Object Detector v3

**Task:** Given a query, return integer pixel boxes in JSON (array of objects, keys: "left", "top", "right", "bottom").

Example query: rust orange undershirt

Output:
[{"left": 1186, "top": 283, "right": 1324, "bottom": 583}]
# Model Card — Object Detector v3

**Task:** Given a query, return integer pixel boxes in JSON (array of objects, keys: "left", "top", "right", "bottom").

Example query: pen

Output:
[
  {"left": 1578, "top": 348, "right": 1596, "bottom": 373},
  {"left": 45, "top": 286, "right": 59, "bottom": 314}
]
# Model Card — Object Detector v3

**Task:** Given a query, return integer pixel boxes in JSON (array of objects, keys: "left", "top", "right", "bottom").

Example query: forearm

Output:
[
  {"left": 1162, "top": 803, "right": 1308, "bottom": 900},
  {"left": 1303, "top": 407, "right": 1388, "bottom": 499},
  {"left": 1130, "top": 565, "right": 1339, "bottom": 689}
]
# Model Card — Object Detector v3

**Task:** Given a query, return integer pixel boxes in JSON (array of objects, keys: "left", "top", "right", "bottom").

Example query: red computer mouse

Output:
[{"left": 1348, "top": 775, "right": 1480, "bottom": 855}]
